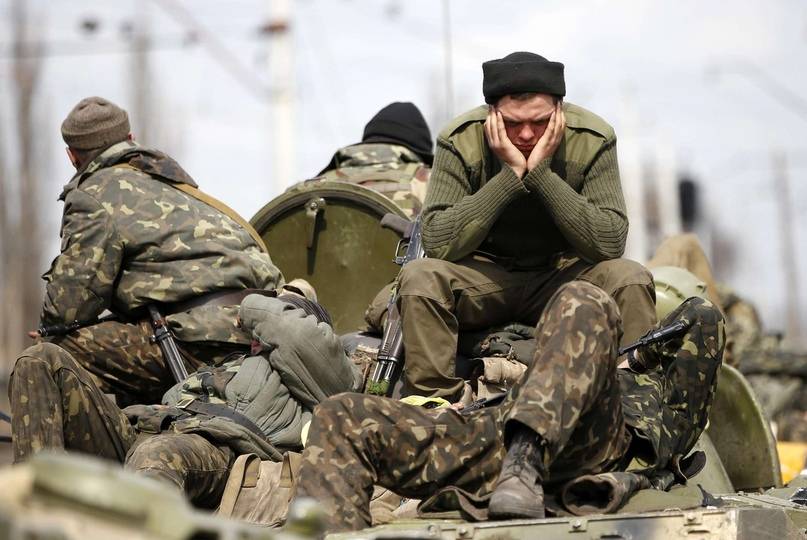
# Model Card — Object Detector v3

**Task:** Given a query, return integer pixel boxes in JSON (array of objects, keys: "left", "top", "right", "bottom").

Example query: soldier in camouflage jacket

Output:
[
  {"left": 10, "top": 293, "right": 361, "bottom": 508},
  {"left": 312, "top": 101, "right": 433, "bottom": 217},
  {"left": 16, "top": 97, "right": 282, "bottom": 409}
]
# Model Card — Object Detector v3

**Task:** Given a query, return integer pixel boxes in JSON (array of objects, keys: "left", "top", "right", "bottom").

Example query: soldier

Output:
[
  {"left": 295, "top": 280, "right": 725, "bottom": 532},
  {"left": 10, "top": 291, "right": 362, "bottom": 508},
  {"left": 396, "top": 52, "right": 656, "bottom": 401},
  {"left": 312, "top": 101, "right": 433, "bottom": 217},
  {"left": 17, "top": 96, "right": 283, "bottom": 409}
]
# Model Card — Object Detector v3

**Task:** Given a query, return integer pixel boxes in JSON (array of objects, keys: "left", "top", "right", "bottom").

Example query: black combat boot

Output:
[{"left": 488, "top": 426, "right": 546, "bottom": 520}]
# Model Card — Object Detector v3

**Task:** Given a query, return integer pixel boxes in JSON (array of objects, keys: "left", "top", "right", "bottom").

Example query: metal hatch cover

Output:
[{"left": 251, "top": 180, "right": 408, "bottom": 334}]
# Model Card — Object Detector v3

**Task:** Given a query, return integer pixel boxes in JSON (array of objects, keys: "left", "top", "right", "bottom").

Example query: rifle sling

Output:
[
  {"left": 180, "top": 399, "right": 266, "bottom": 440},
  {"left": 114, "top": 163, "right": 268, "bottom": 253}
]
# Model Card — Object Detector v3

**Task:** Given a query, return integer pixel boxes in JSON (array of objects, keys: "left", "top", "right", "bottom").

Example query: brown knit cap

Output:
[{"left": 61, "top": 96, "right": 131, "bottom": 150}]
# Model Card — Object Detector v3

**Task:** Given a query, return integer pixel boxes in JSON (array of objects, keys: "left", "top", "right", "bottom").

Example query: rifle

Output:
[
  {"left": 37, "top": 314, "right": 117, "bottom": 338},
  {"left": 460, "top": 392, "right": 507, "bottom": 415},
  {"left": 37, "top": 308, "right": 188, "bottom": 384},
  {"left": 147, "top": 305, "right": 189, "bottom": 383},
  {"left": 366, "top": 214, "right": 425, "bottom": 396},
  {"left": 618, "top": 320, "right": 689, "bottom": 356}
]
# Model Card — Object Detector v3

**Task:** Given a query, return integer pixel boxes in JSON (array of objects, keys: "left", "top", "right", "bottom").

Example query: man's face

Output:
[{"left": 495, "top": 93, "right": 557, "bottom": 158}]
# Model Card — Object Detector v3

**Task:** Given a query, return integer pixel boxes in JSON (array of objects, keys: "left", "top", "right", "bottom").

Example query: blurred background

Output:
[{"left": 0, "top": 0, "right": 805, "bottom": 376}]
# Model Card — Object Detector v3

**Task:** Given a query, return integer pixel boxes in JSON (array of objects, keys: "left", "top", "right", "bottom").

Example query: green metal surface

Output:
[
  {"left": 251, "top": 181, "right": 408, "bottom": 334},
  {"left": 706, "top": 364, "right": 783, "bottom": 491},
  {"left": 688, "top": 431, "right": 735, "bottom": 494},
  {"left": 328, "top": 507, "right": 806, "bottom": 540}
]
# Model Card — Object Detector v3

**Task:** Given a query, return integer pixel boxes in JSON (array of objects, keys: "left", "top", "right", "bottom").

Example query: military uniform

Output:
[
  {"left": 295, "top": 281, "right": 725, "bottom": 532},
  {"left": 399, "top": 103, "right": 657, "bottom": 400},
  {"left": 313, "top": 143, "right": 430, "bottom": 218},
  {"left": 10, "top": 294, "right": 361, "bottom": 507},
  {"left": 29, "top": 140, "right": 282, "bottom": 406}
]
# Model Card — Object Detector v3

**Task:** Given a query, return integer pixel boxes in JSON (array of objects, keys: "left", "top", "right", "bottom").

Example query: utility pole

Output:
[
  {"left": 772, "top": 150, "right": 803, "bottom": 345},
  {"left": 442, "top": 0, "right": 454, "bottom": 123},
  {"left": 267, "top": 0, "right": 295, "bottom": 190},
  {"left": 130, "top": 3, "right": 154, "bottom": 145}
]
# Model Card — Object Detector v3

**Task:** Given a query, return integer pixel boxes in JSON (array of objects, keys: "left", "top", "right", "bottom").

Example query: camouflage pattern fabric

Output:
[
  {"left": 10, "top": 342, "right": 237, "bottom": 508},
  {"left": 313, "top": 143, "right": 429, "bottom": 217},
  {"left": 126, "top": 432, "right": 233, "bottom": 509},
  {"left": 42, "top": 139, "right": 282, "bottom": 338},
  {"left": 37, "top": 139, "right": 282, "bottom": 404},
  {"left": 295, "top": 281, "right": 724, "bottom": 533},
  {"left": 10, "top": 342, "right": 135, "bottom": 463},
  {"left": 47, "top": 319, "right": 246, "bottom": 407}
]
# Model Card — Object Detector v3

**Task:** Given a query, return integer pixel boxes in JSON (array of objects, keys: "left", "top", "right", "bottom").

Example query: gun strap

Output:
[
  {"left": 179, "top": 399, "right": 266, "bottom": 440},
  {"left": 114, "top": 164, "right": 268, "bottom": 253}
]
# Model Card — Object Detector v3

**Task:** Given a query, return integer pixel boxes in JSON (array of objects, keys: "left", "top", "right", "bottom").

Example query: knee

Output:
[
  {"left": 12, "top": 343, "right": 72, "bottom": 380},
  {"left": 126, "top": 435, "right": 185, "bottom": 488},
  {"left": 666, "top": 297, "right": 726, "bottom": 364},
  {"left": 398, "top": 258, "right": 451, "bottom": 298},
  {"left": 589, "top": 258, "right": 654, "bottom": 291},
  {"left": 549, "top": 281, "right": 621, "bottom": 337}
]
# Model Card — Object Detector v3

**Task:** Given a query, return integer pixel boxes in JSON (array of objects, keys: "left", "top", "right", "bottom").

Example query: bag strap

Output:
[
  {"left": 217, "top": 453, "right": 261, "bottom": 516},
  {"left": 114, "top": 163, "right": 268, "bottom": 252},
  {"left": 178, "top": 398, "right": 266, "bottom": 439}
]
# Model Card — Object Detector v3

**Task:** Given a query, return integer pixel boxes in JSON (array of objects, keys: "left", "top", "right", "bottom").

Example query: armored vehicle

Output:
[{"left": 251, "top": 178, "right": 807, "bottom": 540}]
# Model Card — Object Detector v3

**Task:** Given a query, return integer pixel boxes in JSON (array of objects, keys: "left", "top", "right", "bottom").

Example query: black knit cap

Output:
[
  {"left": 482, "top": 52, "right": 566, "bottom": 104},
  {"left": 362, "top": 102, "right": 434, "bottom": 166}
]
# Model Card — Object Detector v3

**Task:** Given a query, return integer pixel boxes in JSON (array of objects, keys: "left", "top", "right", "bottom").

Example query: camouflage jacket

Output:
[
  {"left": 125, "top": 294, "right": 362, "bottom": 460},
  {"left": 42, "top": 141, "right": 283, "bottom": 343},
  {"left": 314, "top": 143, "right": 430, "bottom": 217}
]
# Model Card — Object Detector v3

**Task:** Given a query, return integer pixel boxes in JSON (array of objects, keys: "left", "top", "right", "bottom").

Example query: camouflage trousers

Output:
[
  {"left": 296, "top": 281, "right": 723, "bottom": 532},
  {"left": 9, "top": 342, "right": 233, "bottom": 508},
  {"left": 45, "top": 319, "right": 244, "bottom": 407}
]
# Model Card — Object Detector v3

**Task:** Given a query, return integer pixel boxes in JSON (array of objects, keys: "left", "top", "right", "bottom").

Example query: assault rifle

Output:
[
  {"left": 366, "top": 214, "right": 425, "bottom": 396},
  {"left": 147, "top": 305, "right": 189, "bottom": 383},
  {"left": 37, "top": 315, "right": 117, "bottom": 338},
  {"left": 618, "top": 319, "right": 690, "bottom": 356},
  {"left": 37, "top": 308, "right": 188, "bottom": 383}
]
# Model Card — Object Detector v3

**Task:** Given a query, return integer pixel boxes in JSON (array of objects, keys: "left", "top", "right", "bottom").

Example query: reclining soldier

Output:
[
  {"left": 10, "top": 291, "right": 362, "bottom": 508},
  {"left": 294, "top": 280, "right": 725, "bottom": 532},
  {"left": 22, "top": 96, "right": 282, "bottom": 409}
]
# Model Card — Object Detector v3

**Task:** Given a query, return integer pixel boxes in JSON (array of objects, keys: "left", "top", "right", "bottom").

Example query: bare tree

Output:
[{"left": 1, "top": 0, "right": 45, "bottom": 374}]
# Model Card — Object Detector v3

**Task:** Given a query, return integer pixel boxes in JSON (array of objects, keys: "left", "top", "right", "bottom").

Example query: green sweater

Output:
[{"left": 422, "top": 103, "right": 628, "bottom": 266}]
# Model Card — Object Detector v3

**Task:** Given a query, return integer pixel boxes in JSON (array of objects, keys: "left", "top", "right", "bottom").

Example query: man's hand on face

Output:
[
  {"left": 485, "top": 106, "right": 527, "bottom": 178},
  {"left": 526, "top": 101, "right": 565, "bottom": 172}
]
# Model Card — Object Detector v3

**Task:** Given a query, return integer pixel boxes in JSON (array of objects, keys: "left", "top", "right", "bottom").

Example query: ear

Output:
[
  {"left": 65, "top": 147, "right": 79, "bottom": 169},
  {"left": 127, "top": 133, "right": 135, "bottom": 141}
]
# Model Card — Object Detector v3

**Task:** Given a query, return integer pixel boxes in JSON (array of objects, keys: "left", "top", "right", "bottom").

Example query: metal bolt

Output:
[
  {"left": 685, "top": 512, "right": 696, "bottom": 522},
  {"left": 457, "top": 525, "right": 469, "bottom": 537},
  {"left": 571, "top": 519, "right": 583, "bottom": 529}
]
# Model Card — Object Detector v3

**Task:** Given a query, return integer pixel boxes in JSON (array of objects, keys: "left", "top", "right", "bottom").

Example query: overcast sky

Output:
[{"left": 2, "top": 0, "right": 806, "bottom": 336}]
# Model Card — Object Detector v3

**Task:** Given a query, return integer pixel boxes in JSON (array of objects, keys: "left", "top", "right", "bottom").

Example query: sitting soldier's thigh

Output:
[
  {"left": 49, "top": 320, "right": 171, "bottom": 406},
  {"left": 399, "top": 256, "right": 535, "bottom": 329}
]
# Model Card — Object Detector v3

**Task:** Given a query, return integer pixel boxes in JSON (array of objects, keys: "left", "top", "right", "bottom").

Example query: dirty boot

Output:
[{"left": 488, "top": 426, "right": 546, "bottom": 520}]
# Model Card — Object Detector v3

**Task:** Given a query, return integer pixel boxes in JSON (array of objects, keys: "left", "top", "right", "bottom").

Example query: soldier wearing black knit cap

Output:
[
  {"left": 392, "top": 52, "right": 660, "bottom": 517},
  {"left": 313, "top": 101, "right": 433, "bottom": 217}
]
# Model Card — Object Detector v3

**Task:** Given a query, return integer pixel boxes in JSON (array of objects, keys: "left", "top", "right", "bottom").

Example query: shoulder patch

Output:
[
  {"left": 564, "top": 102, "right": 615, "bottom": 140},
  {"left": 438, "top": 105, "right": 488, "bottom": 140}
]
